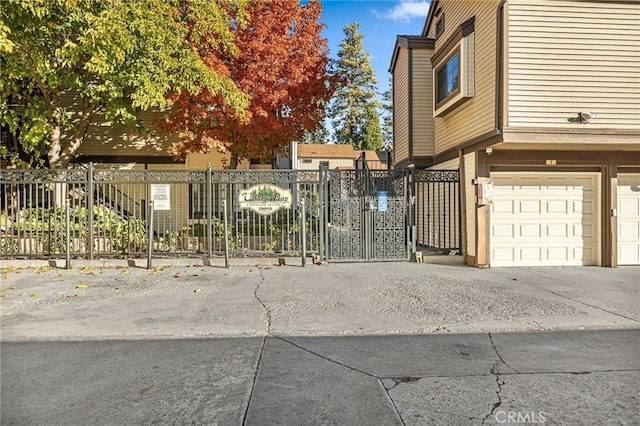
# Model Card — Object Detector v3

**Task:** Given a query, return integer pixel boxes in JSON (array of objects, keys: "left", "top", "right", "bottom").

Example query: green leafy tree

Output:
[
  {"left": 381, "top": 77, "right": 393, "bottom": 148},
  {"left": 328, "top": 21, "right": 381, "bottom": 149},
  {"left": 0, "top": 0, "right": 249, "bottom": 168}
]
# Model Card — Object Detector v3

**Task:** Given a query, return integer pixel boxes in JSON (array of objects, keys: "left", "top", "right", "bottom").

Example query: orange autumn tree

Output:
[{"left": 161, "top": 0, "right": 334, "bottom": 168}]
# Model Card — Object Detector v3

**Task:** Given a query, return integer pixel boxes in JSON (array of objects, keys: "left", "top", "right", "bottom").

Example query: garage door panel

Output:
[
  {"left": 521, "top": 247, "right": 543, "bottom": 262},
  {"left": 493, "top": 199, "right": 515, "bottom": 214},
  {"left": 520, "top": 223, "right": 541, "bottom": 238},
  {"left": 520, "top": 199, "right": 542, "bottom": 214},
  {"left": 493, "top": 223, "right": 514, "bottom": 238},
  {"left": 618, "top": 173, "right": 640, "bottom": 265},
  {"left": 491, "top": 172, "right": 600, "bottom": 267},
  {"left": 619, "top": 198, "right": 639, "bottom": 216},
  {"left": 546, "top": 200, "right": 569, "bottom": 214},
  {"left": 546, "top": 223, "right": 568, "bottom": 238}
]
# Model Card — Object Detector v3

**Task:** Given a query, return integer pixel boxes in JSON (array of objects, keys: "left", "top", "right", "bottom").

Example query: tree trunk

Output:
[
  {"left": 229, "top": 153, "right": 239, "bottom": 169},
  {"left": 48, "top": 109, "right": 94, "bottom": 169}
]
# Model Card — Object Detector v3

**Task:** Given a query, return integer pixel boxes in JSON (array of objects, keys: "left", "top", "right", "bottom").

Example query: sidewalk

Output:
[
  {"left": 1, "top": 259, "right": 638, "bottom": 341},
  {"left": 2, "top": 260, "right": 639, "bottom": 425}
]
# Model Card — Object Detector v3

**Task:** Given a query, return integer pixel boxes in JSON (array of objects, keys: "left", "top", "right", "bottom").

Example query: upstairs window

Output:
[
  {"left": 433, "top": 28, "right": 475, "bottom": 117},
  {"left": 435, "top": 16, "right": 445, "bottom": 38},
  {"left": 436, "top": 52, "right": 460, "bottom": 105}
]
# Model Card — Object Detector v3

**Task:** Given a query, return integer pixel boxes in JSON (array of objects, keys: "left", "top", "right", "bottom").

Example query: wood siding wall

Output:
[
  {"left": 393, "top": 49, "right": 410, "bottom": 165},
  {"left": 62, "top": 94, "right": 243, "bottom": 169},
  {"left": 412, "top": 49, "right": 436, "bottom": 157},
  {"left": 430, "top": 0, "right": 500, "bottom": 154},
  {"left": 73, "top": 108, "right": 176, "bottom": 158},
  {"left": 507, "top": 0, "right": 640, "bottom": 131},
  {"left": 464, "top": 152, "right": 476, "bottom": 257}
]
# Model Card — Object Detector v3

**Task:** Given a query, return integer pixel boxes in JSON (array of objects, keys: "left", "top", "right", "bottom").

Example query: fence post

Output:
[
  {"left": 65, "top": 199, "right": 71, "bottom": 269},
  {"left": 300, "top": 197, "right": 306, "bottom": 267},
  {"left": 87, "top": 163, "right": 94, "bottom": 260},
  {"left": 206, "top": 164, "right": 212, "bottom": 258},
  {"left": 318, "top": 166, "right": 325, "bottom": 261},
  {"left": 222, "top": 199, "right": 229, "bottom": 268},
  {"left": 147, "top": 200, "right": 154, "bottom": 270}
]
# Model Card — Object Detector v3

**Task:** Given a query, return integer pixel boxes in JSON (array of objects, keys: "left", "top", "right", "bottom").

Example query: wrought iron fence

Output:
[
  {"left": 0, "top": 166, "right": 321, "bottom": 260},
  {"left": 413, "top": 169, "right": 461, "bottom": 253},
  {"left": 0, "top": 166, "right": 461, "bottom": 262}
]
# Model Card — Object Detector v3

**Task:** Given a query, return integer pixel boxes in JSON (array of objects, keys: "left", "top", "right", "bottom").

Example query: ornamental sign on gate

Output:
[{"left": 238, "top": 184, "right": 292, "bottom": 215}]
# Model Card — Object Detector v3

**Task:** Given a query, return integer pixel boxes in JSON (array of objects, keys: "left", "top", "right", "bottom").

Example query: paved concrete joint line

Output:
[
  {"left": 275, "top": 337, "right": 407, "bottom": 425},
  {"left": 243, "top": 267, "right": 271, "bottom": 426},
  {"left": 499, "top": 272, "right": 640, "bottom": 324}
]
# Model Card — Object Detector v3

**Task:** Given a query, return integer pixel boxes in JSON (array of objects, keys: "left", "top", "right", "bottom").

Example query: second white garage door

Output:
[
  {"left": 490, "top": 173, "right": 600, "bottom": 267},
  {"left": 618, "top": 173, "right": 640, "bottom": 265}
]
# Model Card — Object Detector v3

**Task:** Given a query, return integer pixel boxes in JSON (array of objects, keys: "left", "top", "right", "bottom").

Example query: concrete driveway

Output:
[
  {"left": 1, "top": 260, "right": 638, "bottom": 340},
  {"left": 1, "top": 260, "right": 638, "bottom": 425}
]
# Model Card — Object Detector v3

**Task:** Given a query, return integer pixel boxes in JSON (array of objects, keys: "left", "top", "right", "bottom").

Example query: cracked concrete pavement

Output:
[
  {"left": 1, "top": 260, "right": 638, "bottom": 340},
  {"left": 1, "top": 259, "right": 639, "bottom": 424}
]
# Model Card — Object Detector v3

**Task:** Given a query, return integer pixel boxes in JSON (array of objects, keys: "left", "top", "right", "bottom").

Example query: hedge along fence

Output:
[
  {"left": 0, "top": 205, "right": 316, "bottom": 258},
  {"left": 0, "top": 206, "right": 146, "bottom": 257}
]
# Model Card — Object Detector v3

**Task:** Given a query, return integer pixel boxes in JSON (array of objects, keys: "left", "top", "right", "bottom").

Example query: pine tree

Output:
[
  {"left": 381, "top": 77, "right": 394, "bottom": 148},
  {"left": 300, "top": 125, "right": 330, "bottom": 144},
  {"left": 328, "top": 21, "right": 381, "bottom": 149},
  {"left": 361, "top": 104, "right": 384, "bottom": 151}
]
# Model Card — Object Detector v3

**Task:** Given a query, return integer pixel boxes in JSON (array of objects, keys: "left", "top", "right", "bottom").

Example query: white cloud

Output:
[{"left": 372, "top": 1, "right": 429, "bottom": 24}]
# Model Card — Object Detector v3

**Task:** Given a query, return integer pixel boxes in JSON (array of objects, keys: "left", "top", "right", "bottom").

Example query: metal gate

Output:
[{"left": 321, "top": 168, "right": 412, "bottom": 262}]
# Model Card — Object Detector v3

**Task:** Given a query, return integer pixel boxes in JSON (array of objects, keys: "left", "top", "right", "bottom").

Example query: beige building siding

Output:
[
  {"left": 412, "top": 49, "right": 436, "bottom": 157},
  {"left": 187, "top": 152, "right": 249, "bottom": 170},
  {"left": 74, "top": 109, "right": 177, "bottom": 157},
  {"left": 298, "top": 158, "right": 354, "bottom": 170},
  {"left": 428, "top": 158, "right": 458, "bottom": 170},
  {"left": 507, "top": 0, "right": 640, "bottom": 130},
  {"left": 464, "top": 152, "right": 476, "bottom": 257},
  {"left": 393, "top": 49, "right": 410, "bottom": 164},
  {"left": 432, "top": 0, "right": 500, "bottom": 154}
]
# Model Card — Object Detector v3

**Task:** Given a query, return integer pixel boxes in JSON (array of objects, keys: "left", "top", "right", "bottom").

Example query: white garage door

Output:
[
  {"left": 618, "top": 173, "right": 640, "bottom": 265},
  {"left": 490, "top": 173, "right": 600, "bottom": 267}
]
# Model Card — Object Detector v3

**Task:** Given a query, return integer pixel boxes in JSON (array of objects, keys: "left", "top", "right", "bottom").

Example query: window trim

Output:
[
  {"left": 432, "top": 30, "right": 474, "bottom": 117},
  {"left": 434, "top": 48, "right": 461, "bottom": 108}
]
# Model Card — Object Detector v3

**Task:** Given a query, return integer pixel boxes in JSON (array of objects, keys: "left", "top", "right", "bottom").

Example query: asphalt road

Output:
[{"left": 2, "top": 329, "right": 639, "bottom": 425}]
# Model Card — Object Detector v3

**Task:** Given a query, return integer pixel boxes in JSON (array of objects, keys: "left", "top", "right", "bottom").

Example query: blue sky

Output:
[{"left": 319, "top": 0, "right": 429, "bottom": 96}]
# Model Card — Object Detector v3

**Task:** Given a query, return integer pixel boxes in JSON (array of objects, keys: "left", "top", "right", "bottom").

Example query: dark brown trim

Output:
[
  {"left": 432, "top": 16, "right": 475, "bottom": 66},
  {"left": 394, "top": 157, "right": 435, "bottom": 169},
  {"left": 490, "top": 165, "right": 602, "bottom": 173},
  {"left": 503, "top": 126, "right": 640, "bottom": 136},
  {"left": 408, "top": 156, "right": 435, "bottom": 168},
  {"left": 422, "top": 0, "right": 439, "bottom": 37},
  {"left": 476, "top": 149, "right": 640, "bottom": 165},
  {"left": 602, "top": 164, "right": 617, "bottom": 267},
  {"left": 619, "top": 166, "right": 640, "bottom": 173},
  {"left": 75, "top": 155, "right": 185, "bottom": 165},
  {"left": 455, "top": 130, "right": 503, "bottom": 156},
  {"left": 389, "top": 36, "right": 434, "bottom": 73},
  {"left": 461, "top": 16, "right": 475, "bottom": 37},
  {"left": 433, "top": 147, "right": 460, "bottom": 166}
]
